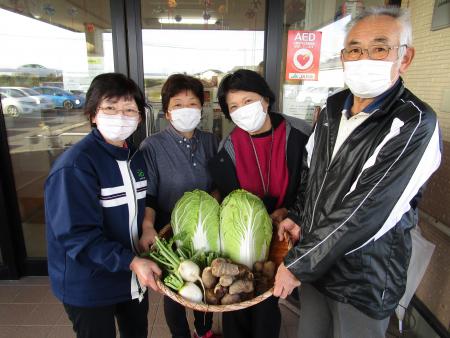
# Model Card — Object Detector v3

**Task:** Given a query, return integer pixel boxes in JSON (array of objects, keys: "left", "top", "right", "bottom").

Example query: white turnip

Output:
[
  {"left": 177, "top": 260, "right": 205, "bottom": 302},
  {"left": 178, "top": 282, "right": 203, "bottom": 303},
  {"left": 178, "top": 260, "right": 201, "bottom": 282}
]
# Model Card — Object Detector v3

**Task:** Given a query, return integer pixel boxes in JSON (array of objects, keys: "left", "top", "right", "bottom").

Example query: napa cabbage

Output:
[
  {"left": 220, "top": 189, "right": 272, "bottom": 268},
  {"left": 171, "top": 189, "right": 220, "bottom": 253}
]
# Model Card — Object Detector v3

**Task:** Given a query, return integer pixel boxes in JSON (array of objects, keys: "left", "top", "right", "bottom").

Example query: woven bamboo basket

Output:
[{"left": 155, "top": 224, "right": 290, "bottom": 312}]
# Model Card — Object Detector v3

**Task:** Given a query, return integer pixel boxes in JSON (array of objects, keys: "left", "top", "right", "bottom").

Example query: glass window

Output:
[
  {"left": 141, "top": 0, "right": 266, "bottom": 139},
  {"left": 280, "top": 0, "right": 385, "bottom": 124},
  {"left": 0, "top": 1, "right": 114, "bottom": 258}
]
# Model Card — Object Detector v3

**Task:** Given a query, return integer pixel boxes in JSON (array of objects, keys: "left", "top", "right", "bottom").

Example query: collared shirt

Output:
[
  {"left": 331, "top": 79, "right": 400, "bottom": 160},
  {"left": 140, "top": 124, "right": 218, "bottom": 228}
]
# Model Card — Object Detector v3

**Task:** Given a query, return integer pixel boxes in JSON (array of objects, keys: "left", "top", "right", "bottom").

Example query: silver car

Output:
[
  {"left": 0, "top": 91, "right": 41, "bottom": 116},
  {"left": 16, "top": 64, "right": 63, "bottom": 78},
  {"left": 0, "top": 87, "right": 54, "bottom": 112}
]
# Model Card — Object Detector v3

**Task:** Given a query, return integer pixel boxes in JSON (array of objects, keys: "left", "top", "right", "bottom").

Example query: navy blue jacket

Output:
[{"left": 45, "top": 129, "right": 148, "bottom": 307}]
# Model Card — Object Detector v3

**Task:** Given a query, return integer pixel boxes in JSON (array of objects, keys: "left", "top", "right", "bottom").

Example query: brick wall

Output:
[
  {"left": 402, "top": 0, "right": 450, "bottom": 141},
  {"left": 420, "top": 141, "right": 450, "bottom": 225},
  {"left": 401, "top": 1, "right": 450, "bottom": 226},
  {"left": 402, "top": 0, "right": 450, "bottom": 329}
]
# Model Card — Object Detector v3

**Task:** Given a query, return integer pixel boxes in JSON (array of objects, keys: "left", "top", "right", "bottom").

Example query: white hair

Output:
[{"left": 346, "top": 6, "right": 413, "bottom": 54}]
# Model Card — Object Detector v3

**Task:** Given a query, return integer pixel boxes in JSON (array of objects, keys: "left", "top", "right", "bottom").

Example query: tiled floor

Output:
[{"left": 0, "top": 277, "right": 299, "bottom": 338}]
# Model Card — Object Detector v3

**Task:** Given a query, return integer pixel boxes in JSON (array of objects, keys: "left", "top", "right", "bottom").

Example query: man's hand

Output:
[
  {"left": 130, "top": 257, "right": 162, "bottom": 292},
  {"left": 277, "top": 217, "right": 301, "bottom": 243},
  {"left": 139, "top": 226, "right": 157, "bottom": 253},
  {"left": 273, "top": 263, "right": 301, "bottom": 299},
  {"left": 270, "top": 208, "right": 288, "bottom": 226}
]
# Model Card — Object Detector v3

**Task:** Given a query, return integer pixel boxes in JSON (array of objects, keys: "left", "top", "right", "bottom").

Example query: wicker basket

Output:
[{"left": 155, "top": 224, "right": 290, "bottom": 312}]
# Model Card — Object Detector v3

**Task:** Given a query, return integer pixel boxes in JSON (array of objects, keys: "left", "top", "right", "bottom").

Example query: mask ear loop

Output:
[
  {"left": 260, "top": 97, "right": 270, "bottom": 114},
  {"left": 393, "top": 45, "right": 408, "bottom": 82}
]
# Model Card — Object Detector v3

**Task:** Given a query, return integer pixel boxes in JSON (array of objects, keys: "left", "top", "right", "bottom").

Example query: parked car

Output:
[
  {"left": 32, "top": 86, "right": 85, "bottom": 110},
  {"left": 16, "top": 64, "right": 63, "bottom": 78},
  {"left": 0, "top": 87, "right": 54, "bottom": 112},
  {"left": 69, "top": 89, "right": 86, "bottom": 98},
  {"left": 0, "top": 92, "right": 40, "bottom": 116}
]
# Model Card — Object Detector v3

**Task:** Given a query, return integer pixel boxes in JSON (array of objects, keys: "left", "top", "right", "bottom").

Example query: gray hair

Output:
[{"left": 346, "top": 7, "right": 413, "bottom": 48}]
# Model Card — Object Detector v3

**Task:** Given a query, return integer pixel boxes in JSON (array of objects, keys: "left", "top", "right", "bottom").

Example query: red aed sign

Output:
[{"left": 285, "top": 30, "right": 322, "bottom": 81}]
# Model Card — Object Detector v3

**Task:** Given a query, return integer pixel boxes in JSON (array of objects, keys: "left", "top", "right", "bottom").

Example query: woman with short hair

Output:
[
  {"left": 209, "top": 69, "right": 310, "bottom": 338},
  {"left": 140, "top": 74, "right": 219, "bottom": 338},
  {"left": 45, "top": 73, "right": 161, "bottom": 338}
]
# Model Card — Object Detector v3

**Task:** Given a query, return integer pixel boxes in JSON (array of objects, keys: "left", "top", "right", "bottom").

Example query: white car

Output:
[
  {"left": 0, "top": 87, "right": 54, "bottom": 112},
  {"left": 16, "top": 64, "right": 63, "bottom": 78},
  {"left": 0, "top": 92, "right": 40, "bottom": 116}
]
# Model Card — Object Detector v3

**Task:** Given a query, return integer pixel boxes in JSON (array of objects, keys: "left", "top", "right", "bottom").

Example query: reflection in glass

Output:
[
  {"left": 281, "top": 0, "right": 385, "bottom": 123},
  {"left": 141, "top": 1, "right": 266, "bottom": 140},
  {"left": 0, "top": 1, "right": 113, "bottom": 258}
]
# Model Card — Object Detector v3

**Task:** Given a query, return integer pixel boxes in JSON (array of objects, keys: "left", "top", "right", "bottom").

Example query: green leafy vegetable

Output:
[
  {"left": 171, "top": 189, "right": 220, "bottom": 253},
  {"left": 145, "top": 236, "right": 204, "bottom": 298},
  {"left": 220, "top": 189, "right": 272, "bottom": 268}
]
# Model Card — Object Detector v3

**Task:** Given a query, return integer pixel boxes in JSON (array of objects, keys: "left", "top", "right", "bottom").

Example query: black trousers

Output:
[
  {"left": 222, "top": 296, "right": 281, "bottom": 338},
  {"left": 164, "top": 296, "right": 213, "bottom": 338},
  {"left": 64, "top": 295, "right": 149, "bottom": 338}
]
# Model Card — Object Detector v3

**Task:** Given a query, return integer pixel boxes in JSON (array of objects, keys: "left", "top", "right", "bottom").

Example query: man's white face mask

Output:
[{"left": 343, "top": 59, "right": 397, "bottom": 98}]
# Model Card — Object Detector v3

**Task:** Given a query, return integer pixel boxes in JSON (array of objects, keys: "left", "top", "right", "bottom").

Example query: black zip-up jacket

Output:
[
  {"left": 209, "top": 113, "right": 310, "bottom": 212},
  {"left": 285, "top": 81, "right": 442, "bottom": 319}
]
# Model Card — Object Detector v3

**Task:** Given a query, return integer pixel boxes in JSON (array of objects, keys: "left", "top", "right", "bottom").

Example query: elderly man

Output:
[{"left": 274, "top": 7, "right": 441, "bottom": 338}]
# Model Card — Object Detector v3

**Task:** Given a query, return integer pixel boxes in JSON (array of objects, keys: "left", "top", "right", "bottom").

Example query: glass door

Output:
[
  {"left": 140, "top": 0, "right": 267, "bottom": 140},
  {"left": 279, "top": 0, "right": 387, "bottom": 124},
  {"left": 0, "top": 0, "right": 115, "bottom": 273}
]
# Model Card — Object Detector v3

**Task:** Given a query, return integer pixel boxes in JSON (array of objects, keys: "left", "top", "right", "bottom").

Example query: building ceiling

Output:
[{"left": 0, "top": 0, "right": 266, "bottom": 33}]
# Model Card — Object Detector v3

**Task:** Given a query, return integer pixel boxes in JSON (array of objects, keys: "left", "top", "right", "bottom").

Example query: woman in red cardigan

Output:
[{"left": 208, "top": 69, "right": 310, "bottom": 338}]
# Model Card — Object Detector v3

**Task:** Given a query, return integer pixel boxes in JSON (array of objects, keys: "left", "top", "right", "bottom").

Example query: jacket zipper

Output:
[
  {"left": 307, "top": 85, "right": 404, "bottom": 235},
  {"left": 127, "top": 149, "right": 139, "bottom": 254},
  {"left": 308, "top": 108, "right": 381, "bottom": 233},
  {"left": 126, "top": 149, "right": 144, "bottom": 299},
  {"left": 308, "top": 163, "right": 331, "bottom": 233},
  {"left": 308, "top": 112, "right": 332, "bottom": 232},
  {"left": 328, "top": 108, "right": 380, "bottom": 170},
  {"left": 308, "top": 171, "right": 328, "bottom": 232}
]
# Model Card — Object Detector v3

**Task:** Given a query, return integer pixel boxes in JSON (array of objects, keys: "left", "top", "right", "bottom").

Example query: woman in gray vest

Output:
[{"left": 140, "top": 74, "right": 219, "bottom": 338}]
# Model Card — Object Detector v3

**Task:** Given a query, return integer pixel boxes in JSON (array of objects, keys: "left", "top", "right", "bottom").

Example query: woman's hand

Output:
[
  {"left": 140, "top": 207, "right": 157, "bottom": 253},
  {"left": 130, "top": 257, "right": 161, "bottom": 292},
  {"left": 139, "top": 226, "right": 157, "bottom": 253},
  {"left": 270, "top": 207, "right": 288, "bottom": 226}
]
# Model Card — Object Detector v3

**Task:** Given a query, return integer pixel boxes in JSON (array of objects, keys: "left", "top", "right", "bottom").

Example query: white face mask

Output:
[
  {"left": 95, "top": 113, "right": 139, "bottom": 142},
  {"left": 230, "top": 100, "right": 267, "bottom": 133},
  {"left": 344, "top": 60, "right": 396, "bottom": 98},
  {"left": 170, "top": 107, "right": 201, "bottom": 132}
]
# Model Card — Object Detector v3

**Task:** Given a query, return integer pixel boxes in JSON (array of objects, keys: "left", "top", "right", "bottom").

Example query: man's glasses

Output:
[
  {"left": 98, "top": 106, "right": 140, "bottom": 117},
  {"left": 341, "top": 44, "right": 407, "bottom": 61}
]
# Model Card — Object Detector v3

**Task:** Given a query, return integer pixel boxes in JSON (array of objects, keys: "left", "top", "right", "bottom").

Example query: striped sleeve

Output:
[{"left": 284, "top": 103, "right": 442, "bottom": 282}]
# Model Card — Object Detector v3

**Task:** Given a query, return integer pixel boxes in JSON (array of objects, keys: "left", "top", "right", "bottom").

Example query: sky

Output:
[
  {"left": 0, "top": 8, "right": 94, "bottom": 72},
  {"left": 142, "top": 29, "right": 264, "bottom": 74}
]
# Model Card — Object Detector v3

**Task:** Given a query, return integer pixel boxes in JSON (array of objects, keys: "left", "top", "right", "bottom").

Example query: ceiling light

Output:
[{"left": 158, "top": 17, "right": 216, "bottom": 25}]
